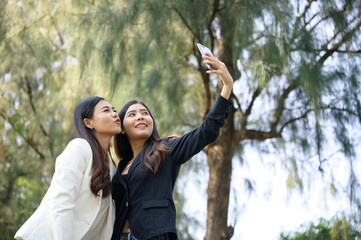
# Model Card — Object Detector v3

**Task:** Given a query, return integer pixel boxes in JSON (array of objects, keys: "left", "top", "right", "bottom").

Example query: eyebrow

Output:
[
  {"left": 127, "top": 108, "right": 148, "bottom": 113},
  {"left": 100, "top": 106, "right": 115, "bottom": 110}
]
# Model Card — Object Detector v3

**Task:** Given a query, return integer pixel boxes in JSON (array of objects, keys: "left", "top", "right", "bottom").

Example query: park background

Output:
[{"left": 1, "top": 0, "right": 361, "bottom": 239}]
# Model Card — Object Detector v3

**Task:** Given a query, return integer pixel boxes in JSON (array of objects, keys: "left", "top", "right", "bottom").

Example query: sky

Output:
[
  {"left": 176, "top": 54, "right": 361, "bottom": 239},
  {"left": 177, "top": 143, "right": 360, "bottom": 240}
]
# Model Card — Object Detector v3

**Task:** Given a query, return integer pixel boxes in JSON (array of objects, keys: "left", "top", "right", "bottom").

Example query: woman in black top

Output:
[{"left": 111, "top": 54, "right": 233, "bottom": 240}]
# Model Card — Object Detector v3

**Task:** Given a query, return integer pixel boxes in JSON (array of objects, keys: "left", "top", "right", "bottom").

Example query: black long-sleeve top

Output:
[{"left": 111, "top": 95, "right": 232, "bottom": 240}]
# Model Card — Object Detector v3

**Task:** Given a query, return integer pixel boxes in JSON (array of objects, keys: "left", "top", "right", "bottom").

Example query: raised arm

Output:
[{"left": 202, "top": 55, "right": 234, "bottom": 99}]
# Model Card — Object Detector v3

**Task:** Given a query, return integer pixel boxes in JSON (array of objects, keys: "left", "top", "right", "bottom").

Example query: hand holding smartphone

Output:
[{"left": 197, "top": 43, "right": 217, "bottom": 70}]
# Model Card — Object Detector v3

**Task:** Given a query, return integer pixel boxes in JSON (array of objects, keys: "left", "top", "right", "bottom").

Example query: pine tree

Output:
[
  {"left": 1, "top": 0, "right": 361, "bottom": 239},
  {"left": 76, "top": 1, "right": 361, "bottom": 239}
]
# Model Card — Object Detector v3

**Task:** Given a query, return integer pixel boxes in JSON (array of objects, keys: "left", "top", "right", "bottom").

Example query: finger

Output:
[
  {"left": 203, "top": 59, "right": 217, "bottom": 66},
  {"left": 203, "top": 57, "right": 225, "bottom": 68},
  {"left": 206, "top": 66, "right": 222, "bottom": 73},
  {"left": 202, "top": 55, "right": 216, "bottom": 61},
  {"left": 204, "top": 60, "right": 223, "bottom": 71}
]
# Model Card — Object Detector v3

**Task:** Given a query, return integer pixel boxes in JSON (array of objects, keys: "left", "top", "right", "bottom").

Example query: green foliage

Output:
[
  {"left": 0, "top": 1, "right": 103, "bottom": 238},
  {"left": 74, "top": 0, "right": 361, "bottom": 237},
  {"left": 1, "top": 0, "right": 361, "bottom": 239},
  {"left": 280, "top": 216, "right": 361, "bottom": 240}
]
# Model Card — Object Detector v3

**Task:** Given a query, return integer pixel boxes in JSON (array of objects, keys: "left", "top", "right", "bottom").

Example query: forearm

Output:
[
  {"left": 169, "top": 95, "right": 232, "bottom": 165},
  {"left": 220, "top": 82, "right": 233, "bottom": 100}
]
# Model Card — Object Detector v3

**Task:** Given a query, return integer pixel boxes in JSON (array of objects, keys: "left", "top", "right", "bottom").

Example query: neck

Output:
[
  {"left": 129, "top": 139, "right": 146, "bottom": 159},
  {"left": 94, "top": 133, "right": 111, "bottom": 152}
]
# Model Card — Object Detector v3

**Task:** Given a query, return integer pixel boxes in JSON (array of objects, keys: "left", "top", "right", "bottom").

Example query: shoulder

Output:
[
  {"left": 56, "top": 138, "right": 93, "bottom": 169},
  {"left": 162, "top": 136, "right": 181, "bottom": 150},
  {"left": 67, "top": 138, "right": 92, "bottom": 156},
  {"left": 163, "top": 136, "right": 178, "bottom": 144}
]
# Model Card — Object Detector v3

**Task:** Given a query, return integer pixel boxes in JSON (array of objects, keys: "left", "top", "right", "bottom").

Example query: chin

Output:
[
  {"left": 112, "top": 128, "right": 122, "bottom": 135},
  {"left": 138, "top": 133, "right": 152, "bottom": 140}
]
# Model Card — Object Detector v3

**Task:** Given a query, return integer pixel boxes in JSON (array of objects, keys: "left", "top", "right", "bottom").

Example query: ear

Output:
[
  {"left": 83, "top": 118, "right": 93, "bottom": 129},
  {"left": 121, "top": 127, "right": 126, "bottom": 134}
]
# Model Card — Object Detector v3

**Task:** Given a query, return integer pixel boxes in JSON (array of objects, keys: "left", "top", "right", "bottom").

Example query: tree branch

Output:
[
  {"left": 278, "top": 109, "right": 313, "bottom": 134},
  {"left": 291, "top": 47, "right": 361, "bottom": 54},
  {"left": 0, "top": 169, "right": 29, "bottom": 211},
  {"left": 308, "top": 12, "right": 334, "bottom": 34},
  {"left": 270, "top": 83, "right": 297, "bottom": 133},
  {"left": 1, "top": 177, "right": 15, "bottom": 208},
  {"left": 279, "top": 105, "right": 360, "bottom": 135},
  {"left": 235, "top": 109, "right": 310, "bottom": 141},
  {"left": 6, "top": 14, "right": 48, "bottom": 40},
  {"left": 331, "top": 49, "right": 361, "bottom": 54},
  {"left": 252, "top": 33, "right": 265, "bottom": 44},
  {"left": 309, "top": 1, "right": 351, "bottom": 35},
  {"left": 193, "top": 42, "right": 212, "bottom": 118},
  {"left": 237, "top": 129, "right": 281, "bottom": 141},
  {"left": 318, "top": 19, "right": 361, "bottom": 65},
  {"left": 22, "top": 76, "right": 49, "bottom": 137},
  {"left": 245, "top": 87, "right": 262, "bottom": 117},
  {"left": 291, "top": 0, "right": 317, "bottom": 40},
  {"left": 305, "top": 12, "right": 319, "bottom": 27},
  {"left": 0, "top": 112, "right": 46, "bottom": 160},
  {"left": 208, "top": 0, "right": 220, "bottom": 50},
  {"left": 231, "top": 92, "right": 242, "bottom": 113},
  {"left": 238, "top": 104, "right": 359, "bottom": 143},
  {"left": 325, "top": 14, "right": 359, "bottom": 48},
  {"left": 50, "top": 15, "right": 64, "bottom": 47},
  {"left": 172, "top": 7, "right": 199, "bottom": 39},
  {"left": 322, "top": 106, "right": 359, "bottom": 117},
  {"left": 238, "top": 87, "right": 262, "bottom": 132}
]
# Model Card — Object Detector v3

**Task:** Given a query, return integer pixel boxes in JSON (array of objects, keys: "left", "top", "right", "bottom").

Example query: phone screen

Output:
[{"left": 197, "top": 43, "right": 217, "bottom": 70}]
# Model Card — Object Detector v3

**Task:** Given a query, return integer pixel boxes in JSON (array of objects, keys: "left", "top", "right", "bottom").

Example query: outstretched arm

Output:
[{"left": 203, "top": 55, "right": 234, "bottom": 99}]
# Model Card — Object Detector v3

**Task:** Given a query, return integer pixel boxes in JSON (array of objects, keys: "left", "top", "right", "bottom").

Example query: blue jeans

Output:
[
  {"left": 119, "top": 233, "right": 175, "bottom": 240},
  {"left": 119, "top": 233, "right": 138, "bottom": 240},
  {"left": 148, "top": 233, "right": 171, "bottom": 240}
]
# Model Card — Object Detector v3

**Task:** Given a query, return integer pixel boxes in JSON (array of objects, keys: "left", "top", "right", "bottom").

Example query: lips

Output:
[{"left": 114, "top": 119, "right": 121, "bottom": 124}]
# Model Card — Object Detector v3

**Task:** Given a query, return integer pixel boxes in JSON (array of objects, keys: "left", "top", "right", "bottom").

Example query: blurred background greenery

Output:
[{"left": 1, "top": 0, "right": 361, "bottom": 239}]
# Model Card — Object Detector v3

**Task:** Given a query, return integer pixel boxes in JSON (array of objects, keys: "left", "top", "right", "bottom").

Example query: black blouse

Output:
[{"left": 111, "top": 95, "right": 232, "bottom": 240}]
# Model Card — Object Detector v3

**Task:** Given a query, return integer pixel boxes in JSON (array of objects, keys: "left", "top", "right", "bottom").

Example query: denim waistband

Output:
[
  {"left": 120, "top": 233, "right": 173, "bottom": 240},
  {"left": 119, "top": 233, "right": 138, "bottom": 240}
]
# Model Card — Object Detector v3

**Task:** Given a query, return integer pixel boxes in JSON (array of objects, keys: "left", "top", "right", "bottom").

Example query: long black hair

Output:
[
  {"left": 114, "top": 100, "right": 168, "bottom": 173},
  {"left": 73, "top": 96, "right": 111, "bottom": 197}
]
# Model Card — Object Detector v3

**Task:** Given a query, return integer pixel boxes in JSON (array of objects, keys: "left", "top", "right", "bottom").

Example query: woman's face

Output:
[
  {"left": 122, "top": 103, "right": 154, "bottom": 141},
  {"left": 87, "top": 100, "right": 121, "bottom": 136}
]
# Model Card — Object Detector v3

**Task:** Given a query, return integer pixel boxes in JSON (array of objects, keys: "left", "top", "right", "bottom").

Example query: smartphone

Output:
[{"left": 197, "top": 43, "right": 217, "bottom": 70}]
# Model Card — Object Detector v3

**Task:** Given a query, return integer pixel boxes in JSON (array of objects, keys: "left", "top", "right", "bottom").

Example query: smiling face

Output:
[
  {"left": 84, "top": 100, "right": 122, "bottom": 138},
  {"left": 122, "top": 103, "right": 154, "bottom": 142}
]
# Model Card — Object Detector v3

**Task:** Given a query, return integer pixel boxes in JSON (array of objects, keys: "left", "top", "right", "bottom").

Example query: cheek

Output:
[
  {"left": 148, "top": 119, "right": 154, "bottom": 132},
  {"left": 121, "top": 120, "right": 131, "bottom": 133}
]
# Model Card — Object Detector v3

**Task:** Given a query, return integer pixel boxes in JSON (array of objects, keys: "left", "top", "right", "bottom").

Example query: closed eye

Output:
[{"left": 101, "top": 106, "right": 112, "bottom": 112}]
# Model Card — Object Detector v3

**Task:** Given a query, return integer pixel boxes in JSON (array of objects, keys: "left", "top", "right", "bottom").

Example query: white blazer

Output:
[{"left": 14, "top": 138, "right": 116, "bottom": 240}]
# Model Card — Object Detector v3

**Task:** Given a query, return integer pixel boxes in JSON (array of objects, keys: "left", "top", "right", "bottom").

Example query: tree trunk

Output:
[{"left": 204, "top": 115, "right": 236, "bottom": 240}]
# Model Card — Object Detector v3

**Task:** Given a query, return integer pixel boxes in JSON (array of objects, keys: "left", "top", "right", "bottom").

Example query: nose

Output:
[
  {"left": 112, "top": 111, "right": 118, "bottom": 118},
  {"left": 136, "top": 113, "right": 144, "bottom": 120}
]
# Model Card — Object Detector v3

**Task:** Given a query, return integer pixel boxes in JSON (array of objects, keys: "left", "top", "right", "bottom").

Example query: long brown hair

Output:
[
  {"left": 73, "top": 96, "right": 111, "bottom": 197},
  {"left": 114, "top": 100, "right": 168, "bottom": 173}
]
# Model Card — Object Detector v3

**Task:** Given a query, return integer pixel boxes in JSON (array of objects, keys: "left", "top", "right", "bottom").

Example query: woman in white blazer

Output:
[{"left": 15, "top": 96, "right": 122, "bottom": 240}]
